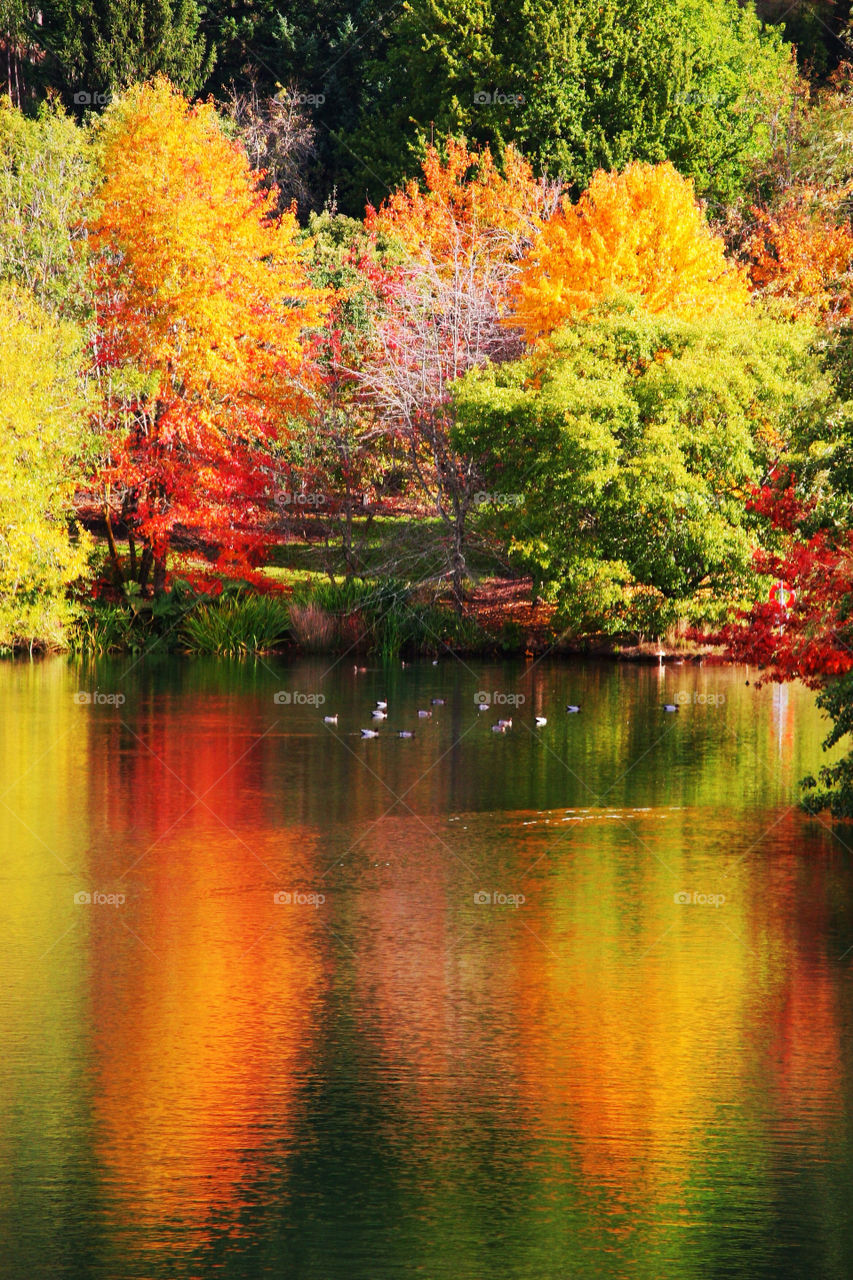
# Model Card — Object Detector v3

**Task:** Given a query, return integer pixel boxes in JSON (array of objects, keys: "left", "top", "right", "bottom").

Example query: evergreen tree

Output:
[
  {"left": 38, "top": 0, "right": 211, "bottom": 105},
  {"left": 341, "top": 0, "right": 795, "bottom": 214}
]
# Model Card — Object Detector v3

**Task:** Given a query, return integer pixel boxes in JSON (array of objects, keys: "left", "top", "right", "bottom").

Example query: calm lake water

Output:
[{"left": 1, "top": 654, "right": 852, "bottom": 1279}]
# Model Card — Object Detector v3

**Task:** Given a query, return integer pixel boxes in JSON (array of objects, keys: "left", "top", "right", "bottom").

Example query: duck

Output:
[
  {"left": 323, "top": 715, "right": 338, "bottom": 725},
  {"left": 477, "top": 703, "right": 490, "bottom": 712},
  {"left": 372, "top": 709, "right": 387, "bottom": 720},
  {"left": 491, "top": 723, "right": 507, "bottom": 733},
  {"left": 535, "top": 716, "right": 547, "bottom": 727},
  {"left": 398, "top": 730, "right": 415, "bottom": 739},
  {"left": 418, "top": 709, "right": 432, "bottom": 718},
  {"left": 376, "top": 700, "right": 387, "bottom": 710},
  {"left": 566, "top": 704, "right": 581, "bottom": 714},
  {"left": 497, "top": 718, "right": 513, "bottom": 728},
  {"left": 431, "top": 698, "right": 445, "bottom": 706},
  {"left": 353, "top": 665, "right": 367, "bottom": 674},
  {"left": 432, "top": 659, "right": 439, "bottom": 666},
  {"left": 663, "top": 704, "right": 680, "bottom": 713},
  {"left": 361, "top": 728, "right": 380, "bottom": 738}
]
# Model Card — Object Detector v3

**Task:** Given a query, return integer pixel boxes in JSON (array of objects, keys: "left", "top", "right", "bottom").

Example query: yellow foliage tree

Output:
[
  {"left": 0, "top": 285, "right": 90, "bottom": 649},
  {"left": 510, "top": 161, "right": 749, "bottom": 343}
]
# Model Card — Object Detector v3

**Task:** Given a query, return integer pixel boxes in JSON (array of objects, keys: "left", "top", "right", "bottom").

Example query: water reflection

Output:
[{"left": 0, "top": 655, "right": 851, "bottom": 1278}]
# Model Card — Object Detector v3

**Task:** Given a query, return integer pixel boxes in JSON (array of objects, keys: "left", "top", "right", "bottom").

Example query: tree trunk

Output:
[
  {"left": 450, "top": 505, "right": 467, "bottom": 615},
  {"left": 153, "top": 553, "right": 168, "bottom": 597}
]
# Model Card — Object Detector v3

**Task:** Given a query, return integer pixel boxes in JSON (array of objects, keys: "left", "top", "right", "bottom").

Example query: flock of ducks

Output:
[
  {"left": 321, "top": 699, "right": 589, "bottom": 738},
  {"left": 324, "top": 695, "right": 684, "bottom": 735}
]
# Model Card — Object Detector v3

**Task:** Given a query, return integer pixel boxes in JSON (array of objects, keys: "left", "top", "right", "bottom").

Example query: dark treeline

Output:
[{"left": 0, "top": 0, "right": 849, "bottom": 214}]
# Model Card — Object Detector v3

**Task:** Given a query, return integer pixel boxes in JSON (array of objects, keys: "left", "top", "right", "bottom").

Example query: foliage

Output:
[
  {"left": 0, "top": 96, "right": 95, "bottom": 316},
  {"left": 87, "top": 77, "right": 326, "bottom": 593},
  {"left": 221, "top": 82, "right": 318, "bottom": 216},
  {"left": 180, "top": 592, "right": 290, "bottom": 654},
  {"left": 453, "top": 299, "right": 824, "bottom": 635},
  {"left": 511, "top": 162, "right": 749, "bottom": 343},
  {"left": 289, "top": 575, "right": 489, "bottom": 656},
  {"left": 343, "top": 0, "right": 795, "bottom": 213},
  {"left": 367, "top": 138, "right": 559, "bottom": 269},
  {"left": 0, "top": 284, "right": 90, "bottom": 650},
  {"left": 743, "top": 184, "right": 853, "bottom": 321},
  {"left": 38, "top": 0, "right": 211, "bottom": 103},
  {"left": 358, "top": 142, "right": 559, "bottom": 607}
]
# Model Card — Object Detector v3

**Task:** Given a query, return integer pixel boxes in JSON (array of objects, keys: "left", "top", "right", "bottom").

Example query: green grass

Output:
[{"left": 265, "top": 515, "right": 506, "bottom": 584}]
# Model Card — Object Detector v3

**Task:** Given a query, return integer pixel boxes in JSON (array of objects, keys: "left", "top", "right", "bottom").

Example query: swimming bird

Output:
[
  {"left": 663, "top": 704, "right": 680, "bottom": 713},
  {"left": 418, "top": 709, "right": 432, "bottom": 718},
  {"left": 497, "top": 718, "right": 513, "bottom": 728},
  {"left": 491, "top": 723, "right": 507, "bottom": 733},
  {"left": 431, "top": 698, "right": 445, "bottom": 706},
  {"left": 372, "top": 709, "right": 387, "bottom": 720},
  {"left": 361, "top": 728, "right": 380, "bottom": 738},
  {"left": 353, "top": 665, "right": 367, "bottom": 674},
  {"left": 376, "top": 700, "right": 387, "bottom": 710},
  {"left": 398, "top": 730, "right": 415, "bottom": 738},
  {"left": 477, "top": 703, "right": 490, "bottom": 712},
  {"left": 566, "top": 704, "right": 581, "bottom": 714},
  {"left": 323, "top": 715, "right": 338, "bottom": 724},
  {"left": 432, "top": 659, "right": 439, "bottom": 666},
  {"left": 535, "top": 716, "right": 547, "bottom": 727}
]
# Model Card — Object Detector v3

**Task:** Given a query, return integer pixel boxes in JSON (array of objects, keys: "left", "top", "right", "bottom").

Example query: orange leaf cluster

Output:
[
  {"left": 510, "top": 161, "right": 749, "bottom": 343},
  {"left": 743, "top": 185, "right": 853, "bottom": 321},
  {"left": 366, "top": 138, "right": 553, "bottom": 271}
]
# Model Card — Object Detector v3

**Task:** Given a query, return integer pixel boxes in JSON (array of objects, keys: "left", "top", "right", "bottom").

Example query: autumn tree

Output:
[
  {"left": 357, "top": 140, "right": 558, "bottom": 607},
  {"left": 511, "top": 162, "right": 749, "bottom": 344},
  {"left": 0, "top": 284, "right": 90, "bottom": 648},
  {"left": 87, "top": 77, "right": 325, "bottom": 595},
  {"left": 743, "top": 186, "right": 853, "bottom": 322}
]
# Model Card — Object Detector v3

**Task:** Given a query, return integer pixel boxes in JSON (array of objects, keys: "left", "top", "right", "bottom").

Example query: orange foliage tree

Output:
[
  {"left": 366, "top": 137, "right": 559, "bottom": 280},
  {"left": 510, "top": 161, "right": 749, "bottom": 344},
  {"left": 743, "top": 185, "right": 853, "bottom": 322},
  {"left": 88, "top": 77, "right": 326, "bottom": 593}
]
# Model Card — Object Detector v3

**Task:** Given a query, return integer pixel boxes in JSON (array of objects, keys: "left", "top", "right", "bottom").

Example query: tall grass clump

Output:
[
  {"left": 289, "top": 576, "right": 489, "bottom": 657},
  {"left": 181, "top": 594, "right": 291, "bottom": 654}
]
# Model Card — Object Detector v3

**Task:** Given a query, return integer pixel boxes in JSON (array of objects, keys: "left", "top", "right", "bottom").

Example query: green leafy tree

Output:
[
  {"left": 0, "top": 96, "right": 94, "bottom": 316},
  {"left": 0, "top": 285, "right": 91, "bottom": 649},
  {"left": 344, "top": 0, "right": 795, "bottom": 214},
  {"left": 452, "top": 299, "right": 825, "bottom": 636},
  {"left": 38, "top": 0, "right": 211, "bottom": 104}
]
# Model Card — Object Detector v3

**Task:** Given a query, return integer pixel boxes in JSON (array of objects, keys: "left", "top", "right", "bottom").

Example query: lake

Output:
[{"left": 1, "top": 653, "right": 851, "bottom": 1279}]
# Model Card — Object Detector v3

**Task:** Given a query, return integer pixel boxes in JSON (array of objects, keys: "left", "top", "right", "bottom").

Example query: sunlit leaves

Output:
[{"left": 510, "top": 162, "right": 749, "bottom": 344}]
